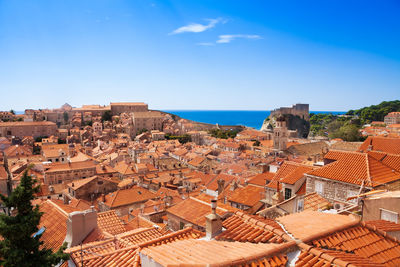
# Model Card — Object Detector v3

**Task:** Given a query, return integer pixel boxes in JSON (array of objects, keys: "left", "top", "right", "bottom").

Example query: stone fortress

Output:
[
  {"left": 261, "top": 103, "right": 310, "bottom": 143},
  {"left": 270, "top": 103, "right": 310, "bottom": 121}
]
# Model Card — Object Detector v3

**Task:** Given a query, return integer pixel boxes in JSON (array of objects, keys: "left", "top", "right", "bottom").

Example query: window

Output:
[
  {"left": 381, "top": 209, "right": 398, "bottom": 223},
  {"left": 179, "top": 222, "right": 185, "bottom": 230},
  {"left": 297, "top": 198, "right": 304, "bottom": 212},
  {"left": 284, "top": 188, "right": 292, "bottom": 200},
  {"left": 315, "top": 181, "right": 324, "bottom": 195}
]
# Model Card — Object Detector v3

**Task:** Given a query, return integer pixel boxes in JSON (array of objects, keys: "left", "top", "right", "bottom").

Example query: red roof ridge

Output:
[
  {"left": 190, "top": 196, "right": 229, "bottom": 213},
  {"left": 233, "top": 211, "right": 291, "bottom": 241},
  {"left": 230, "top": 241, "right": 296, "bottom": 266},
  {"left": 110, "top": 190, "right": 119, "bottom": 207},
  {"left": 136, "top": 227, "right": 204, "bottom": 248},
  {"left": 47, "top": 199, "right": 69, "bottom": 217},
  {"left": 298, "top": 243, "right": 356, "bottom": 267},
  {"left": 328, "top": 149, "right": 365, "bottom": 155},
  {"left": 360, "top": 221, "right": 400, "bottom": 243},
  {"left": 365, "top": 153, "right": 372, "bottom": 186},
  {"left": 301, "top": 217, "right": 360, "bottom": 243}
]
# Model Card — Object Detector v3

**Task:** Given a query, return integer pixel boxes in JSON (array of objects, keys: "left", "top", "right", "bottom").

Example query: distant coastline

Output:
[
  {"left": 14, "top": 109, "right": 346, "bottom": 129},
  {"left": 163, "top": 110, "right": 346, "bottom": 129}
]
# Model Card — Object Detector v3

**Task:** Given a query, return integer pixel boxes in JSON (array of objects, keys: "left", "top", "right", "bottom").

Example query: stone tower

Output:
[{"left": 273, "top": 116, "right": 288, "bottom": 151}]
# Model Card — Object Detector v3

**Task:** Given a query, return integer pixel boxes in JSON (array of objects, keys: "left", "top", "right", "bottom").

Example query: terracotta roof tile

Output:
[
  {"left": 296, "top": 247, "right": 378, "bottom": 267},
  {"left": 216, "top": 211, "right": 286, "bottom": 243},
  {"left": 228, "top": 185, "right": 265, "bottom": 207},
  {"left": 311, "top": 223, "right": 400, "bottom": 266},
  {"left": 275, "top": 161, "right": 314, "bottom": 185},
  {"left": 365, "top": 220, "right": 400, "bottom": 232},
  {"left": 67, "top": 227, "right": 203, "bottom": 267},
  {"left": 276, "top": 211, "right": 359, "bottom": 241},
  {"left": 308, "top": 150, "right": 400, "bottom": 187},
  {"left": 39, "top": 200, "right": 69, "bottom": 252},
  {"left": 359, "top": 136, "right": 400, "bottom": 154},
  {"left": 303, "top": 192, "right": 332, "bottom": 211},
  {"left": 141, "top": 239, "right": 291, "bottom": 267},
  {"left": 166, "top": 197, "right": 236, "bottom": 227},
  {"left": 100, "top": 186, "right": 157, "bottom": 208},
  {"left": 97, "top": 210, "right": 127, "bottom": 236},
  {"left": 247, "top": 172, "right": 274, "bottom": 187}
]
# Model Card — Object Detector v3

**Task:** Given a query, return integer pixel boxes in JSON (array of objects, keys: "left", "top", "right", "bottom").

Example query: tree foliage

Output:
[
  {"left": 63, "top": 112, "right": 69, "bottom": 123},
  {"left": 309, "top": 113, "right": 363, "bottom": 141},
  {"left": 165, "top": 134, "right": 191, "bottom": 144},
  {"left": 101, "top": 110, "right": 112, "bottom": 122},
  {"left": 0, "top": 171, "right": 69, "bottom": 267},
  {"left": 208, "top": 129, "right": 241, "bottom": 139},
  {"left": 346, "top": 100, "right": 400, "bottom": 124}
]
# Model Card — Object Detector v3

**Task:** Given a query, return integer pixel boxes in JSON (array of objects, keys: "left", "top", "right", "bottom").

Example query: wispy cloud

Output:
[
  {"left": 170, "top": 18, "right": 224, "bottom": 35},
  {"left": 196, "top": 42, "right": 215, "bottom": 46},
  {"left": 216, "top": 34, "right": 262, "bottom": 44}
]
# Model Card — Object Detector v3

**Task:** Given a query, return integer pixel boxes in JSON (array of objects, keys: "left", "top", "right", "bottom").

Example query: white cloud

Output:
[
  {"left": 216, "top": 34, "right": 262, "bottom": 44},
  {"left": 170, "top": 18, "right": 223, "bottom": 35},
  {"left": 196, "top": 42, "right": 215, "bottom": 46}
]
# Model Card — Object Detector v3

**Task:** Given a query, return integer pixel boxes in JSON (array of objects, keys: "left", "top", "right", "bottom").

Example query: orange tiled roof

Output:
[
  {"left": 140, "top": 239, "right": 290, "bottom": 267},
  {"left": 216, "top": 211, "right": 287, "bottom": 243},
  {"left": 366, "top": 220, "right": 400, "bottom": 232},
  {"left": 247, "top": 172, "right": 274, "bottom": 187},
  {"left": 310, "top": 222, "right": 400, "bottom": 266},
  {"left": 296, "top": 245, "right": 377, "bottom": 267},
  {"left": 228, "top": 184, "right": 265, "bottom": 207},
  {"left": 67, "top": 227, "right": 203, "bottom": 267},
  {"left": 39, "top": 200, "right": 68, "bottom": 252},
  {"left": 275, "top": 161, "right": 314, "bottom": 185},
  {"left": 45, "top": 160, "right": 96, "bottom": 173},
  {"left": 97, "top": 210, "right": 127, "bottom": 236},
  {"left": 166, "top": 197, "right": 234, "bottom": 227},
  {"left": 303, "top": 192, "right": 332, "bottom": 211},
  {"left": 308, "top": 150, "right": 400, "bottom": 186},
  {"left": 276, "top": 210, "right": 359, "bottom": 241},
  {"left": 359, "top": 136, "right": 400, "bottom": 154},
  {"left": 4, "top": 145, "right": 32, "bottom": 158},
  {"left": 101, "top": 186, "right": 157, "bottom": 208}
]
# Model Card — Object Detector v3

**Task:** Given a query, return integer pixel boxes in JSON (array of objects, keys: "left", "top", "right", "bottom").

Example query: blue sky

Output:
[{"left": 1, "top": 0, "right": 399, "bottom": 111}]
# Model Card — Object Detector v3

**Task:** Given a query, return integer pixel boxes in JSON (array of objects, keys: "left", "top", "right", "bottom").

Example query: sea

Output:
[
  {"left": 15, "top": 110, "right": 346, "bottom": 130},
  {"left": 163, "top": 110, "right": 346, "bottom": 130}
]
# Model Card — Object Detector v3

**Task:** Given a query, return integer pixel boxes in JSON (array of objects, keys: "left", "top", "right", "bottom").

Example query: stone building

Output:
[
  {"left": 0, "top": 111, "right": 15, "bottom": 121},
  {"left": 42, "top": 144, "right": 69, "bottom": 163},
  {"left": 384, "top": 112, "right": 400, "bottom": 125},
  {"left": 44, "top": 160, "right": 97, "bottom": 185},
  {"left": 64, "top": 176, "right": 118, "bottom": 202},
  {"left": 305, "top": 150, "right": 400, "bottom": 211},
  {"left": 273, "top": 117, "right": 288, "bottom": 151},
  {"left": 110, "top": 102, "right": 148, "bottom": 116},
  {"left": 0, "top": 121, "right": 57, "bottom": 138},
  {"left": 270, "top": 103, "right": 309, "bottom": 121},
  {"left": 131, "top": 111, "right": 164, "bottom": 136}
]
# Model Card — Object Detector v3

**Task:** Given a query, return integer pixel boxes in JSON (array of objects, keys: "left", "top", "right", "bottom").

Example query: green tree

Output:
[
  {"left": 253, "top": 140, "right": 261, "bottom": 146},
  {"left": 63, "top": 112, "right": 69, "bottom": 123},
  {"left": 0, "top": 171, "right": 69, "bottom": 267},
  {"left": 9, "top": 110, "right": 15, "bottom": 115},
  {"left": 101, "top": 110, "right": 112, "bottom": 122}
]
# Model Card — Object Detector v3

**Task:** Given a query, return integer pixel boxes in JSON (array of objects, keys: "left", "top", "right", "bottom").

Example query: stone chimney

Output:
[
  {"left": 205, "top": 199, "right": 222, "bottom": 239},
  {"left": 64, "top": 208, "right": 97, "bottom": 247}
]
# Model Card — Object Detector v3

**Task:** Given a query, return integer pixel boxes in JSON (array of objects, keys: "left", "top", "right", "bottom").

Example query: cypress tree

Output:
[{"left": 0, "top": 170, "right": 69, "bottom": 266}]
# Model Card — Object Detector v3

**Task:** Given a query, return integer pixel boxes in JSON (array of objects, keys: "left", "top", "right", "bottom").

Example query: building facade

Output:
[{"left": 0, "top": 121, "right": 57, "bottom": 138}]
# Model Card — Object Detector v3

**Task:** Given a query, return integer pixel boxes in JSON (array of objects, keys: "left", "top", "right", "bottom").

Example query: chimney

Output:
[
  {"left": 205, "top": 199, "right": 222, "bottom": 239},
  {"left": 64, "top": 209, "right": 97, "bottom": 247}
]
